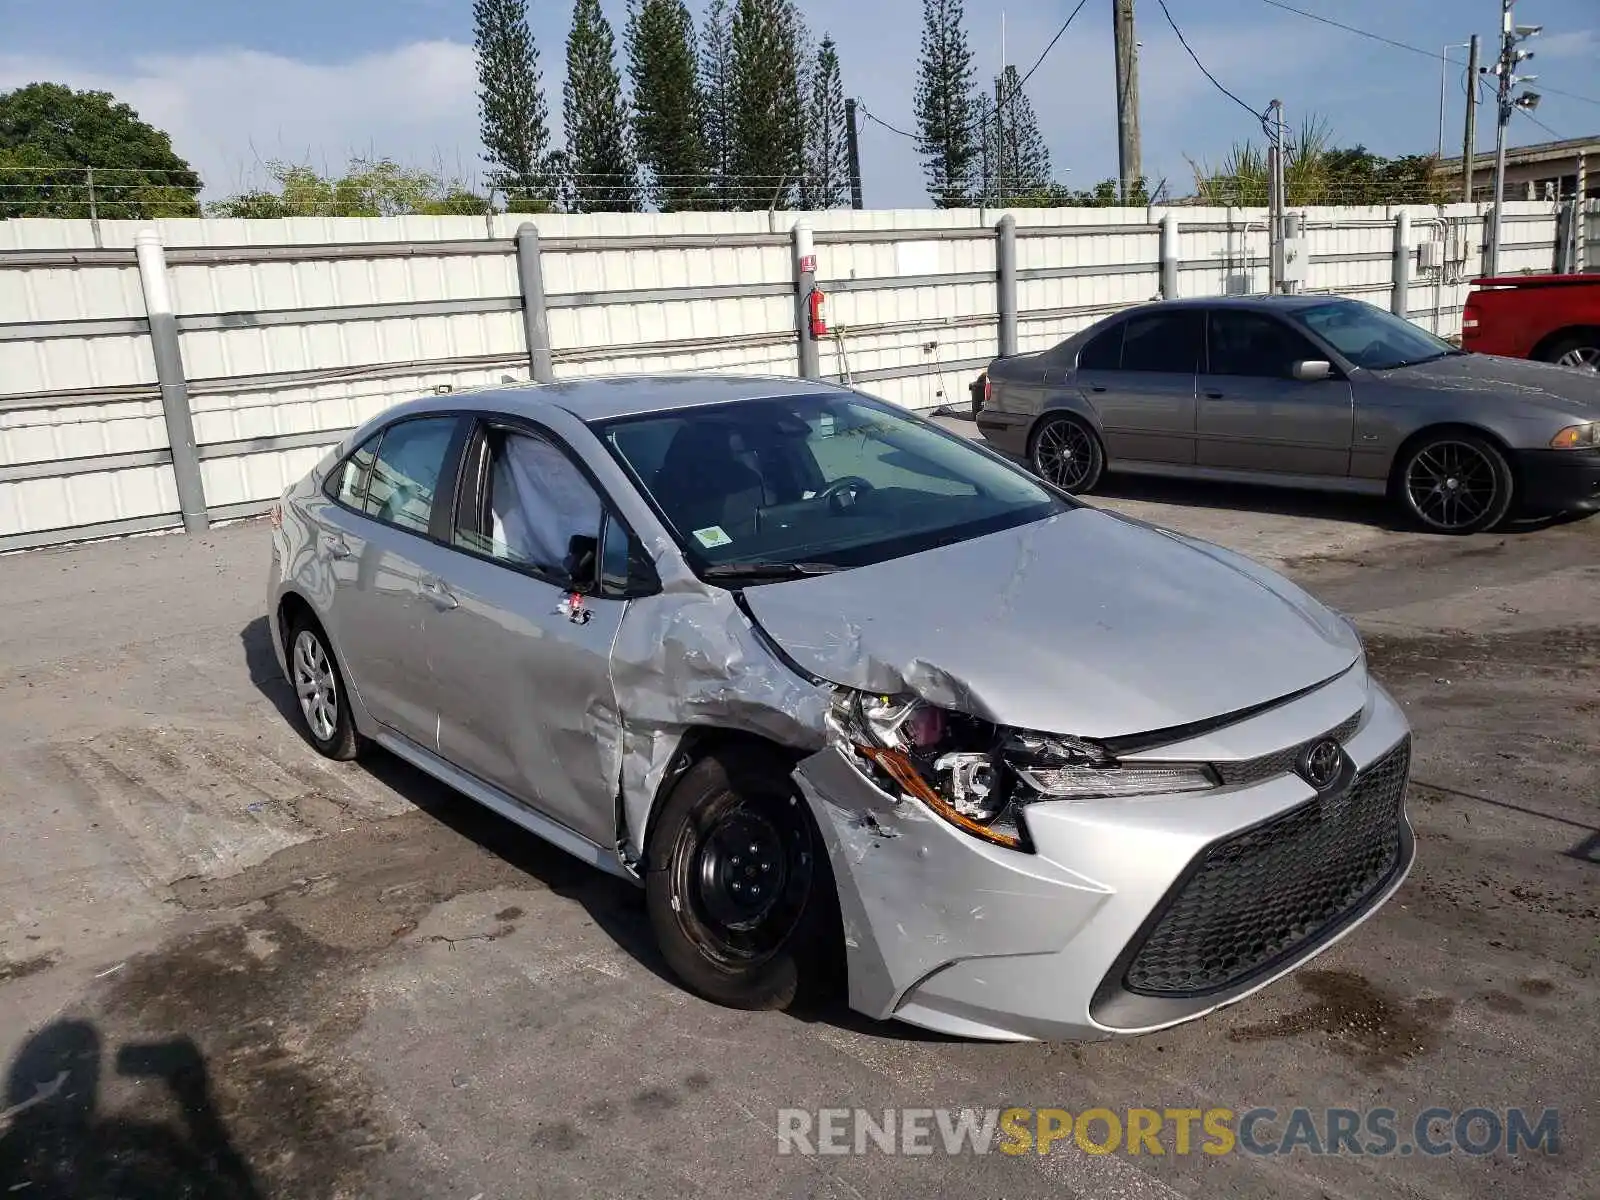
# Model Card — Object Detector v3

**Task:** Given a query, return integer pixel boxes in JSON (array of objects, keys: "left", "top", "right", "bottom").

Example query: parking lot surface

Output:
[{"left": 1, "top": 465, "right": 1596, "bottom": 1199}]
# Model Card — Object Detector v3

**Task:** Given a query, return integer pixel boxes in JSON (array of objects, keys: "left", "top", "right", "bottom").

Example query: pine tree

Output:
[
  {"left": 913, "top": 0, "right": 979, "bottom": 207},
  {"left": 699, "top": 0, "right": 735, "bottom": 209},
  {"left": 727, "top": 0, "right": 805, "bottom": 209},
  {"left": 987, "top": 65, "right": 1052, "bottom": 204},
  {"left": 564, "top": 0, "right": 639, "bottom": 212},
  {"left": 626, "top": 0, "right": 711, "bottom": 211},
  {"left": 802, "top": 37, "right": 849, "bottom": 209},
  {"left": 473, "top": 0, "right": 551, "bottom": 206}
]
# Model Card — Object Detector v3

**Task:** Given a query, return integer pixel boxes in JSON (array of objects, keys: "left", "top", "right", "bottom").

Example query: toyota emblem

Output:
[{"left": 1298, "top": 738, "right": 1344, "bottom": 791}]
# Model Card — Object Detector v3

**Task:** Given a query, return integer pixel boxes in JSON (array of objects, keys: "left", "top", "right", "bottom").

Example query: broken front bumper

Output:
[{"left": 793, "top": 671, "right": 1414, "bottom": 1042}]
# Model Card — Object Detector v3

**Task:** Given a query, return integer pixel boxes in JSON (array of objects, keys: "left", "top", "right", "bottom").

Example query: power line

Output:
[
  {"left": 1156, "top": 0, "right": 1266, "bottom": 122},
  {"left": 1260, "top": 0, "right": 1600, "bottom": 110}
]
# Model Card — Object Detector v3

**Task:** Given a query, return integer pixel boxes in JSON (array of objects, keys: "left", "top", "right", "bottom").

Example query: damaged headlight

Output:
[{"left": 828, "top": 691, "right": 1219, "bottom": 852}]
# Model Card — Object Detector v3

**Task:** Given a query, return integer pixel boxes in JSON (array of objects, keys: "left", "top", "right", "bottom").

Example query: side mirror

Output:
[
  {"left": 1292, "top": 359, "right": 1332, "bottom": 382},
  {"left": 564, "top": 534, "right": 598, "bottom": 591}
]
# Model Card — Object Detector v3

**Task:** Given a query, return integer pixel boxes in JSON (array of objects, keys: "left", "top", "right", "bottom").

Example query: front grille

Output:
[
  {"left": 1213, "top": 712, "right": 1362, "bottom": 787},
  {"left": 1124, "top": 738, "right": 1410, "bottom": 997}
]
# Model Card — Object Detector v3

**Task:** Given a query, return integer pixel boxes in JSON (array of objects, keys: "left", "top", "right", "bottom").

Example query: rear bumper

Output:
[
  {"left": 975, "top": 408, "right": 1031, "bottom": 458},
  {"left": 1513, "top": 448, "right": 1600, "bottom": 513}
]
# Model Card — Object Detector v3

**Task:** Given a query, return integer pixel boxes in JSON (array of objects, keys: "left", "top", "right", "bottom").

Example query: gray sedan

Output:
[
  {"left": 268, "top": 375, "right": 1413, "bottom": 1041},
  {"left": 977, "top": 296, "right": 1600, "bottom": 533}
]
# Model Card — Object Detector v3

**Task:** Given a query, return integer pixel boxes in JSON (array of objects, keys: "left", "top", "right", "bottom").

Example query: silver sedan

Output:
[
  {"left": 268, "top": 375, "right": 1413, "bottom": 1041},
  {"left": 977, "top": 296, "right": 1600, "bottom": 533}
]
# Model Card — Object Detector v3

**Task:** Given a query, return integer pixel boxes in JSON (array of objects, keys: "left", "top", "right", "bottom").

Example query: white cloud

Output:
[{"left": 0, "top": 42, "right": 484, "bottom": 198}]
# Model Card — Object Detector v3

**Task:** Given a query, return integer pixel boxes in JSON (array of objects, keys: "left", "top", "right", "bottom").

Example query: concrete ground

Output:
[{"left": 1, "top": 457, "right": 1596, "bottom": 1199}]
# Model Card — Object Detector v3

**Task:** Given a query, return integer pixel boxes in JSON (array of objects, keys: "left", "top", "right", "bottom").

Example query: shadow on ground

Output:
[{"left": 0, "top": 1022, "right": 260, "bottom": 1199}]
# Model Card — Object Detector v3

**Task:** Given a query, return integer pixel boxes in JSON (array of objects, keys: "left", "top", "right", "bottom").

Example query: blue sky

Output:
[{"left": 1, "top": 0, "right": 1595, "bottom": 205}]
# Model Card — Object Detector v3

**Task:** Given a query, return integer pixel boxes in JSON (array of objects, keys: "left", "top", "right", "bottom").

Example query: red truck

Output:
[{"left": 1461, "top": 274, "right": 1600, "bottom": 371}]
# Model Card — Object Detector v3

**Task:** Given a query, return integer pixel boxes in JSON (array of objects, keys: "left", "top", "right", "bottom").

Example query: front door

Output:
[
  {"left": 322, "top": 415, "right": 465, "bottom": 745},
  {"left": 1197, "top": 309, "right": 1355, "bottom": 476},
  {"left": 1077, "top": 309, "right": 1202, "bottom": 465},
  {"left": 426, "top": 422, "right": 626, "bottom": 847}
]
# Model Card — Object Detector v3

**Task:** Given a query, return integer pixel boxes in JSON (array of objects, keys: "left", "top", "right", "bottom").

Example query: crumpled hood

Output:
[
  {"left": 740, "top": 508, "right": 1360, "bottom": 739},
  {"left": 1372, "top": 354, "right": 1600, "bottom": 418}
]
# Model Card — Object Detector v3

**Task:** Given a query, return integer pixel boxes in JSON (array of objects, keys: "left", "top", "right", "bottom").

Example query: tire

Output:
[
  {"left": 645, "top": 746, "right": 840, "bottom": 1011},
  {"left": 1394, "top": 431, "right": 1515, "bottom": 535},
  {"left": 1540, "top": 332, "right": 1600, "bottom": 373},
  {"left": 1029, "top": 414, "right": 1105, "bottom": 494},
  {"left": 287, "top": 618, "right": 361, "bottom": 761}
]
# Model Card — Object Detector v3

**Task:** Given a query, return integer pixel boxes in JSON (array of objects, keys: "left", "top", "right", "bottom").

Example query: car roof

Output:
[
  {"left": 428, "top": 373, "right": 852, "bottom": 424},
  {"left": 1125, "top": 294, "right": 1344, "bottom": 314}
]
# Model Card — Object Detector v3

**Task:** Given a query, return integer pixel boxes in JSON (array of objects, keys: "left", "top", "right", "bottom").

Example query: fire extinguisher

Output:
[{"left": 807, "top": 287, "right": 829, "bottom": 338}]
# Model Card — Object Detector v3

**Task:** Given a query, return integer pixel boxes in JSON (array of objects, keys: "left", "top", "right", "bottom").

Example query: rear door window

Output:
[
  {"left": 1120, "top": 311, "right": 1204, "bottom": 374},
  {"left": 363, "top": 417, "right": 461, "bottom": 534}
]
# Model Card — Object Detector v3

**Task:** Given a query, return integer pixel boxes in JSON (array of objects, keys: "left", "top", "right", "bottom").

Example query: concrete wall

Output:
[{"left": 0, "top": 201, "right": 1565, "bottom": 551}]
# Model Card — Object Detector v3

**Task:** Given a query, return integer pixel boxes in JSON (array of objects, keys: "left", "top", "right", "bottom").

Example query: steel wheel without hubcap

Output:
[
  {"left": 1401, "top": 436, "right": 1511, "bottom": 534},
  {"left": 1556, "top": 345, "right": 1599, "bottom": 372},
  {"left": 674, "top": 800, "right": 813, "bottom": 968},
  {"left": 1031, "top": 416, "right": 1104, "bottom": 493},
  {"left": 293, "top": 628, "right": 339, "bottom": 743}
]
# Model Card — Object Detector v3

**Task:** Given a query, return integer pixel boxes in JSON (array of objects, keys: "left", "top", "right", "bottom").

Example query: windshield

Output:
[
  {"left": 596, "top": 392, "right": 1069, "bottom": 578},
  {"left": 1290, "top": 300, "right": 1461, "bottom": 370}
]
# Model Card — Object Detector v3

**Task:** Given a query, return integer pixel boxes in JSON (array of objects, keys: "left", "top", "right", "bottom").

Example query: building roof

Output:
[{"left": 1435, "top": 134, "right": 1600, "bottom": 175}]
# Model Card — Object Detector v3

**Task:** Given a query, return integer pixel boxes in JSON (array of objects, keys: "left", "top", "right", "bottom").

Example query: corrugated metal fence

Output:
[{"left": 0, "top": 200, "right": 1579, "bottom": 552}]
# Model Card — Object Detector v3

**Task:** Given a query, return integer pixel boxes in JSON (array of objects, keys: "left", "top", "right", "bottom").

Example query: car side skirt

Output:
[
  {"left": 372, "top": 728, "right": 637, "bottom": 883},
  {"left": 1112, "top": 460, "right": 1389, "bottom": 496}
]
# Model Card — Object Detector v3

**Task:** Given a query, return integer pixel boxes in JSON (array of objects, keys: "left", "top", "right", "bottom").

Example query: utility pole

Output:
[
  {"left": 843, "top": 99, "right": 864, "bottom": 210},
  {"left": 1488, "top": 1, "right": 1543, "bottom": 277},
  {"left": 995, "top": 75, "right": 1007, "bottom": 206},
  {"left": 1462, "top": 33, "right": 1481, "bottom": 202},
  {"left": 1267, "top": 99, "right": 1286, "bottom": 292},
  {"left": 1112, "top": 0, "right": 1142, "bottom": 203}
]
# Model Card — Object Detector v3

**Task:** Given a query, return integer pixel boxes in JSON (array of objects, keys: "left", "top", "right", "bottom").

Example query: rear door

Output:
[
  {"left": 423, "top": 419, "right": 631, "bottom": 846},
  {"left": 320, "top": 414, "right": 467, "bottom": 745},
  {"left": 1197, "top": 309, "right": 1355, "bottom": 476},
  {"left": 1076, "top": 310, "right": 1202, "bottom": 465}
]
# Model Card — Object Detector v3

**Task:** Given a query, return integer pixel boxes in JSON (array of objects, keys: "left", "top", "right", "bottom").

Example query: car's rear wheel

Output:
[
  {"left": 1395, "top": 432, "right": 1514, "bottom": 535},
  {"left": 646, "top": 746, "right": 840, "bottom": 1010},
  {"left": 1029, "top": 414, "right": 1105, "bottom": 493},
  {"left": 289, "top": 619, "right": 361, "bottom": 760},
  {"left": 1543, "top": 332, "right": 1600, "bottom": 373}
]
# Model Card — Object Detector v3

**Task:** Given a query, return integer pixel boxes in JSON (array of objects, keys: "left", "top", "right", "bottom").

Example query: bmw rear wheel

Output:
[
  {"left": 289, "top": 620, "right": 361, "bottom": 760},
  {"left": 1029, "top": 414, "right": 1105, "bottom": 494},
  {"left": 1397, "top": 432, "right": 1514, "bottom": 535},
  {"left": 646, "top": 746, "right": 840, "bottom": 1010}
]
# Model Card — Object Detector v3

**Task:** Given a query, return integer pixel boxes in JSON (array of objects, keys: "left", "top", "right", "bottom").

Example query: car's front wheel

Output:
[
  {"left": 646, "top": 746, "right": 840, "bottom": 1010},
  {"left": 289, "top": 618, "right": 361, "bottom": 760},
  {"left": 1395, "top": 431, "right": 1515, "bottom": 534},
  {"left": 1029, "top": 414, "right": 1105, "bottom": 493}
]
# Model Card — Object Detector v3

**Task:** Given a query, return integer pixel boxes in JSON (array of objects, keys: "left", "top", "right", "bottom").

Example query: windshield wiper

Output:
[{"left": 702, "top": 560, "right": 841, "bottom": 580}]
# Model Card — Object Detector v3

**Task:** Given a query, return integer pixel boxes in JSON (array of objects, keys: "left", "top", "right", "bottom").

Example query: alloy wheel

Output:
[
  {"left": 1033, "top": 419, "right": 1099, "bottom": 491},
  {"left": 1556, "top": 345, "right": 1600, "bottom": 373},
  {"left": 293, "top": 629, "right": 339, "bottom": 742},
  {"left": 1404, "top": 440, "right": 1501, "bottom": 532}
]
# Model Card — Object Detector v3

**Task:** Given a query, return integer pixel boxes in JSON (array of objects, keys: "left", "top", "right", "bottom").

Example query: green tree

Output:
[
  {"left": 983, "top": 65, "right": 1052, "bottom": 205},
  {"left": 626, "top": 0, "right": 710, "bottom": 211},
  {"left": 565, "top": 0, "right": 639, "bottom": 212},
  {"left": 207, "top": 158, "right": 491, "bottom": 218},
  {"left": 1188, "top": 116, "right": 1442, "bottom": 206},
  {"left": 727, "top": 0, "right": 805, "bottom": 209},
  {"left": 0, "top": 83, "right": 200, "bottom": 218},
  {"left": 699, "top": 0, "right": 736, "bottom": 208},
  {"left": 913, "top": 0, "right": 979, "bottom": 207},
  {"left": 802, "top": 36, "right": 849, "bottom": 209},
  {"left": 473, "top": 0, "right": 552, "bottom": 206}
]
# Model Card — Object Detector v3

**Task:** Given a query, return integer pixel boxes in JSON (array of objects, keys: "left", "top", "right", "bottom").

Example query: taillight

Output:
[{"left": 983, "top": 375, "right": 992, "bottom": 405}]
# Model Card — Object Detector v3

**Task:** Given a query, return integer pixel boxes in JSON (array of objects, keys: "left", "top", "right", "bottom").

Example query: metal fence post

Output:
[
  {"left": 1160, "top": 212, "right": 1180, "bottom": 299},
  {"left": 996, "top": 215, "right": 1017, "bottom": 358},
  {"left": 515, "top": 222, "right": 554, "bottom": 383},
  {"left": 134, "top": 229, "right": 208, "bottom": 534},
  {"left": 1391, "top": 210, "right": 1412, "bottom": 318},
  {"left": 793, "top": 220, "right": 820, "bottom": 380}
]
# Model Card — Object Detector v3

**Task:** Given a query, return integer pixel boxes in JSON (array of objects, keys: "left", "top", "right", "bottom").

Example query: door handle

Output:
[
  {"left": 1204, "top": 391, "right": 1226, "bottom": 400},
  {"left": 324, "top": 533, "right": 352, "bottom": 559},
  {"left": 419, "top": 576, "right": 459, "bottom": 610},
  {"left": 1090, "top": 385, "right": 1108, "bottom": 393}
]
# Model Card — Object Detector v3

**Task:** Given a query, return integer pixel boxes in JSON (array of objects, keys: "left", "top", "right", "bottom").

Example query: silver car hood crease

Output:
[
  {"left": 1371, "top": 354, "right": 1600, "bottom": 415},
  {"left": 741, "top": 509, "right": 1359, "bottom": 739}
]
